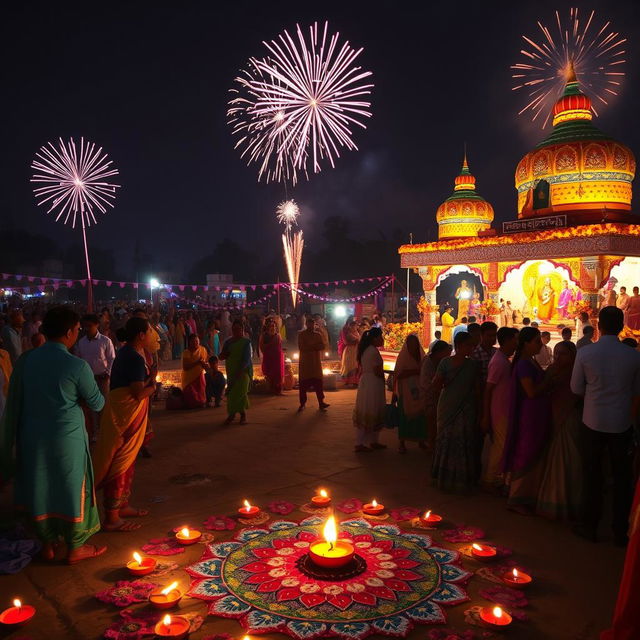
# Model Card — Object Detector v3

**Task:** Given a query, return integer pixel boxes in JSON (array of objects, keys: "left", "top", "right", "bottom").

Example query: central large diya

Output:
[{"left": 298, "top": 516, "right": 367, "bottom": 580}]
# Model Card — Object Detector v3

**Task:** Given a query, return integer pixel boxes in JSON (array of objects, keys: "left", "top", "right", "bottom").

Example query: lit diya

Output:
[
  {"left": 362, "top": 499, "right": 385, "bottom": 515},
  {"left": 308, "top": 515, "right": 355, "bottom": 569},
  {"left": 311, "top": 489, "right": 331, "bottom": 507},
  {"left": 471, "top": 543, "right": 497, "bottom": 560},
  {"left": 421, "top": 510, "right": 442, "bottom": 525},
  {"left": 150, "top": 581, "right": 182, "bottom": 609},
  {"left": 154, "top": 614, "right": 190, "bottom": 639},
  {"left": 480, "top": 605, "right": 513, "bottom": 628},
  {"left": 127, "top": 551, "right": 157, "bottom": 576},
  {"left": 238, "top": 500, "right": 260, "bottom": 517},
  {"left": 175, "top": 527, "right": 201, "bottom": 545},
  {"left": 502, "top": 567, "right": 532, "bottom": 588},
  {"left": 0, "top": 600, "right": 36, "bottom": 627}
]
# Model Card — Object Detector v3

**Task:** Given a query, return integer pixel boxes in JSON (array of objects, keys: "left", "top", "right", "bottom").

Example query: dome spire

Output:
[
  {"left": 565, "top": 59, "right": 577, "bottom": 84},
  {"left": 552, "top": 58, "right": 592, "bottom": 126},
  {"left": 455, "top": 145, "right": 475, "bottom": 191}
]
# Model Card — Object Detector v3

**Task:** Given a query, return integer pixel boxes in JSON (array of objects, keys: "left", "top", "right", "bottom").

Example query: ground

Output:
[{"left": 0, "top": 384, "right": 626, "bottom": 640}]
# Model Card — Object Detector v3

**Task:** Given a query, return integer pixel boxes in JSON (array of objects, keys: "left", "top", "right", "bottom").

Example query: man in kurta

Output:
[
  {"left": 0, "top": 306, "right": 107, "bottom": 564},
  {"left": 440, "top": 307, "right": 455, "bottom": 344},
  {"left": 297, "top": 317, "right": 330, "bottom": 412}
]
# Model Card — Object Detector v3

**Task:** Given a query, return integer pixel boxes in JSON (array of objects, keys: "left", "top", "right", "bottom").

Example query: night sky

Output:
[{"left": 3, "top": 1, "right": 640, "bottom": 282}]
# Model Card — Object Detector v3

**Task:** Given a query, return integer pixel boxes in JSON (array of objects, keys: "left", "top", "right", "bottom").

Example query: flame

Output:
[
  {"left": 472, "top": 543, "right": 483, "bottom": 551},
  {"left": 493, "top": 606, "right": 503, "bottom": 619},
  {"left": 371, "top": 499, "right": 378, "bottom": 508},
  {"left": 424, "top": 510, "right": 431, "bottom": 520},
  {"left": 13, "top": 599, "right": 21, "bottom": 609},
  {"left": 133, "top": 552, "right": 142, "bottom": 564},
  {"left": 293, "top": 352, "right": 299, "bottom": 360},
  {"left": 322, "top": 368, "right": 332, "bottom": 375},
  {"left": 163, "top": 614, "right": 172, "bottom": 626},
  {"left": 243, "top": 500, "right": 252, "bottom": 511},
  {"left": 181, "top": 527, "right": 190, "bottom": 537},
  {"left": 319, "top": 489, "right": 328, "bottom": 498},
  {"left": 155, "top": 374, "right": 160, "bottom": 382},
  {"left": 324, "top": 351, "right": 329, "bottom": 357},
  {"left": 323, "top": 515, "right": 338, "bottom": 545},
  {"left": 513, "top": 568, "right": 519, "bottom": 578},
  {"left": 161, "top": 582, "right": 178, "bottom": 596}
]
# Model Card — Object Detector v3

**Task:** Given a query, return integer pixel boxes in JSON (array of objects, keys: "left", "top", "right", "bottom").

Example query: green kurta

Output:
[{"left": 1, "top": 342, "right": 105, "bottom": 547}]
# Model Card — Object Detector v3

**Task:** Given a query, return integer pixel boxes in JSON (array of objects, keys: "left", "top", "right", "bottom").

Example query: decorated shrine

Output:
[{"left": 400, "top": 69, "right": 640, "bottom": 339}]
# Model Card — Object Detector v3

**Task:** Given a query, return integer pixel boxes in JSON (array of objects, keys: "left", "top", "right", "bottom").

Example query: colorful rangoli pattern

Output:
[{"left": 187, "top": 517, "right": 471, "bottom": 639}]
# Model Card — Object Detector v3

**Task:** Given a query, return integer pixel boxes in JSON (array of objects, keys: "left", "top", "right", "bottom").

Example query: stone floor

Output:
[{"left": 0, "top": 385, "right": 626, "bottom": 640}]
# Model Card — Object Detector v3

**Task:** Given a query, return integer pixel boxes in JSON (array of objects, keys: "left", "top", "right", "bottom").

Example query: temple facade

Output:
[{"left": 399, "top": 71, "right": 640, "bottom": 341}]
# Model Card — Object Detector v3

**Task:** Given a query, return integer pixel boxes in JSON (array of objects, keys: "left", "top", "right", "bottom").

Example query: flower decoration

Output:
[
  {"left": 479, "top": 585, "right": 528, "bottom": 610},
  {"left": 95, "top": 580, "right": 158, "bottom": 608},
  {"left": 442, "top": 526, "right": 485, "bottom": 543},
  {"left": 203, "top": 515, "right": 236, "bottom": 531},
  {"left": 335, "top": 498, "right": 363, "bottom": 514},
  {"left": 478, "top": 299, "right": 500, "bottom": 317},
  {"left": 567, "top": 298, "right": 592, "bottom": 319},
  {"left": 383, "top": 323, "right": 425, "bottom": 351},
  {"left": 141, "top": 537, "right": 185, "bottom": 556},
  {"left": 390, "top": 507, "right": 421, "bottom": 522},
  {"left": 268, "top": 501, "right": 297, "bottom": 515},
  {"left": 103, "top": 608, "right": 156, "bottom": 640}
]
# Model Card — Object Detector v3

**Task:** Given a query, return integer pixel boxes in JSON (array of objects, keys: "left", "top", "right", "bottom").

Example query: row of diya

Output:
[{"left": 1, "top": 493, "right": 532, "bottom": 634}]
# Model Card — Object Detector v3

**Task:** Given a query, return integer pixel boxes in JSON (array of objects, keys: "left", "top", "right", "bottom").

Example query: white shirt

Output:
[
  {"left": 534, "top": 343, "right": 553, "bottom": 369},
  {"left": 570, "top": 335, "right": 640, "bottom": 433},
  {"left": 75, "top": 331, "right": 116, "bottom": 376}
]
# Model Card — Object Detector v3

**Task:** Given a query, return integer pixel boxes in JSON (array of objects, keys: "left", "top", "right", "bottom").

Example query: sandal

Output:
[{"left": 67, "top": 544, "right": 107, "bottom": 565}]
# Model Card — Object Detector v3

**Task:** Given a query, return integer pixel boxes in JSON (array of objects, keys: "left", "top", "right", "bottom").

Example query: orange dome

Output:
[
  {"left": 436, "top": 154, "right": 494, "bottom": 239},
  {"left": 515, "top": 70, "right": 635, "bottom": 217}
]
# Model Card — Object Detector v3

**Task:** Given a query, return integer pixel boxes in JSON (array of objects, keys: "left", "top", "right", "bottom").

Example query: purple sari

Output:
[{"left": 502, "top": 358, "right": 551, "bottom": 473}]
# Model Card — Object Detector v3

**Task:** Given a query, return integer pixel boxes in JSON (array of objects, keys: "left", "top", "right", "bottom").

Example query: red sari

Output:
[{"left": 601, "top": 478, "right": 640, "bottom": 640}]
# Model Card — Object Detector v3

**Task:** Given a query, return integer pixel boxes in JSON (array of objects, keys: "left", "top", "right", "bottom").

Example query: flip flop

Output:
[{"left": 67, "top": 544, "right": 107, "bottom": 565}]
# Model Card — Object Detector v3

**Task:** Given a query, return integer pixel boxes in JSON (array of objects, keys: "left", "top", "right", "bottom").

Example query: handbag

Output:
[{"left": 385, "top": 400, "right": 400, "bottom": 429}]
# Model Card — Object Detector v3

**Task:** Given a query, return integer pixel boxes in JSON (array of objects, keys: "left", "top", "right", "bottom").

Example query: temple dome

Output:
[
  {"left": 515, "top": 65, "right": 635, "bottom": 217},
  {"left": 436, "top": 154, "right": 494, "bottom": 239}
]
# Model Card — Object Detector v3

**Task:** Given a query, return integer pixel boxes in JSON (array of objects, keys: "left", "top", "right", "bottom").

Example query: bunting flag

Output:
[{"left": 0, "top": 271, "right": 391, "bottom": 291}]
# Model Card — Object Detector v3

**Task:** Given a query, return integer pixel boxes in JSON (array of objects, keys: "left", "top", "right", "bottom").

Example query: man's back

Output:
[{"left": 570, "top": 335, "right": 640, "bottom": 432}]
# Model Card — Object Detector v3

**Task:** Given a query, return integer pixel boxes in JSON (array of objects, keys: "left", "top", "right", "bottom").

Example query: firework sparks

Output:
[
  {"left": 283, "top": 231, "right": 304, "bottom": 307},
  {"left": 31, "top": 137, "right": 120, "bottom": 228},
  {"left": 228, "top": 21, "right": 374, "bottom": 184},
  {"left": 276, "top": 199, "right": 300, "bottom": 229},
  {"left": 511, "top": 8, "right": 626, "bottom": 126}
]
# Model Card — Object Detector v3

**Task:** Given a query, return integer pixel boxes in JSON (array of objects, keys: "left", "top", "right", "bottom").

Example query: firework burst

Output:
[
  {"left": 31, "top": 137, "right": 120, "bottom": 228},
  {"left": 276, "top": 199, "right": 300, "bottom": 229},
  {"left": 228, "top": 21, "right": 374, "bottom": 184},
  {"left": 511, "top": 8, "right": 626, "bottom": 127}
]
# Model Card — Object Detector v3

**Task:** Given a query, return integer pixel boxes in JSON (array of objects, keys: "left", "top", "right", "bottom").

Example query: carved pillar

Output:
[
  {"left": 418, "top": 266, "right": 437, "bottom": 345},
  {"left": 579, "top": 257, "right": 600, "bottom": 313}
]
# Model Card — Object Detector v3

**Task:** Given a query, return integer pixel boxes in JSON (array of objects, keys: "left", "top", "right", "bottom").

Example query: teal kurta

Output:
[{"left": 1, "top": 342, "right": 105, "bottom": 547}]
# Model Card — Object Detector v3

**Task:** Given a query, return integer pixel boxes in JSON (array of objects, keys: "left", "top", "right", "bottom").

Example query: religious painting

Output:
[{"left": 498, "top": 260, "right": 582, "bottom": 323}]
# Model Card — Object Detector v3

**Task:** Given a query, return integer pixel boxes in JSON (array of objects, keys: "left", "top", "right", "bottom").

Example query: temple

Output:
[{"left": 399, "top": 67, "right": 640, "bottom": 340}]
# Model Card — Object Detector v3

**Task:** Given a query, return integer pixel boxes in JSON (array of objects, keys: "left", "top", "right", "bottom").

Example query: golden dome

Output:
[
  {"left": 436, "top": 154, "right": 494, "bottom": 239},
  {"left": 515, "top": 70, "right": 635, "bottom": 217}
]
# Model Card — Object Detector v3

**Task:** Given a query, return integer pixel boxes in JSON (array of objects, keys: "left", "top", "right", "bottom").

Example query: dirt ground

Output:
[{"left": 0, "top": 385, "right": 626, "bottom": 640}]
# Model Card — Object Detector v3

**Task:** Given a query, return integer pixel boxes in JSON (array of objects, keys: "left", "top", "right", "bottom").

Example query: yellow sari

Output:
[{"left": 181, "top": 346, "right": 208, "bottom": 408}]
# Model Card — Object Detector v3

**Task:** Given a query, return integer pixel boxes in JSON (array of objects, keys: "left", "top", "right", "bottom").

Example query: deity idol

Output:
[
  {"left": 599, "top": 277, "right": 618, "bottom": 309},
  {"left": 557, "top": 280, "right": 573, "bottom": 319},
  {"left": 536, "top": 276, "right": 556, "bottom": 322},
  {"left": 469, "top": 292, "right": 482, "bottom": 318},
  {"left": 455, "top": 279, "right": 473, "bottom": 320}
]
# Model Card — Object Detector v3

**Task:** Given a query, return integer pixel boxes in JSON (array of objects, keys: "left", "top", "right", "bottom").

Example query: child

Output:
[
  {"left": 206, "top": 355, "right": 226, "bottom": 408},
  {"left": 534, "top": 331, "right": 553, "bottom": 369}
]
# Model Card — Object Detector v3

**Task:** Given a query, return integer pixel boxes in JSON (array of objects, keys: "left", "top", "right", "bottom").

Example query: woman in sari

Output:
[
  {"left": 431, "top": 332, "right": 481, "bottom": 493},
  {"left": 1, "top": 307, "right": 107, "bottom": 563},
  {"left": 337, "top": 317, "right": 354, "bottom": 359},
  {"left": 93, "top": 318, "right": 157, "bottom": 532},
  {"left": 420, "top": 340, "right": 452, "bottom": 450},
  {"left": 536, "top": 340, "right": 583, "bottom": 521},
  {"left": 172, "top": 315, "right": 186, "bottom": 360},
  {"left": 395, "top": 334, "right": 427, "bottom": 453},
  {"left": 260, "top": 320, "right": 284, "bottom": 394},
  {"left": 340, "top": 320, "right": 360, "bottom": 387},
  {"left": 202, "top": 320, "right": 221, "bottom": 357},
  {"left": 353, "top": 328, "right": 387, "bottom": 452},
  {"left": 220, "top": 319, "right": 253, "bottom": 425},
  {"left": 502, "top": 327, "right": 552, "bottom": 515},
  {"left": 181, "top": 334, "right": 209, "bottom": 409}
]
